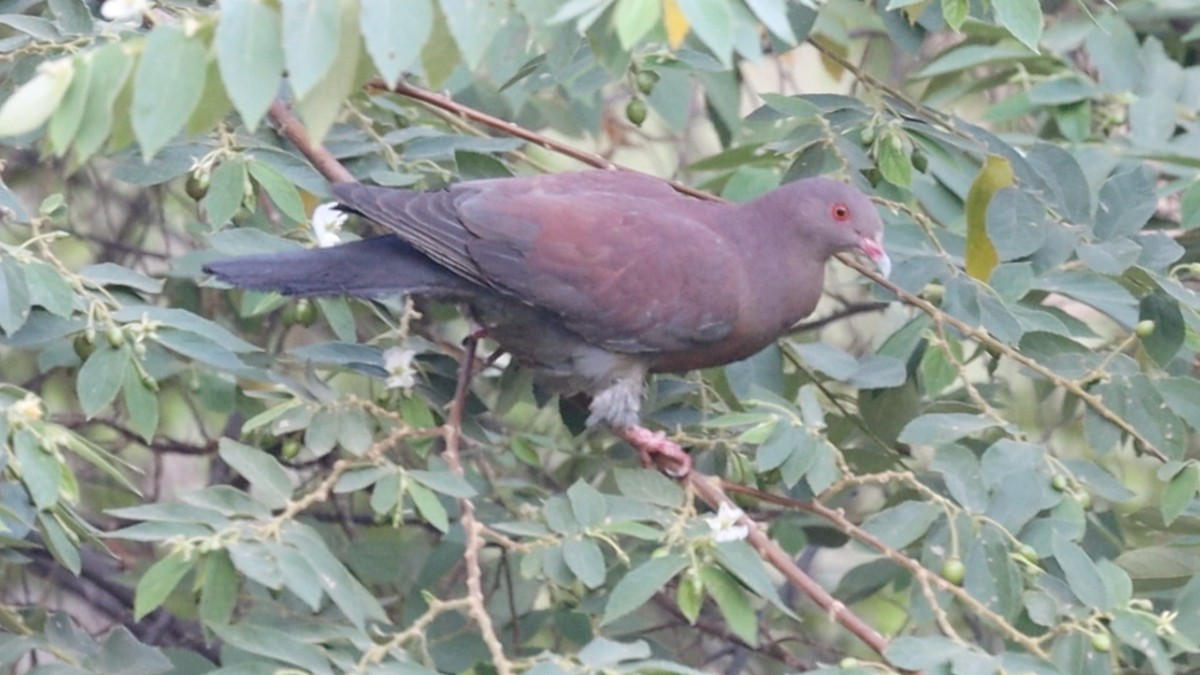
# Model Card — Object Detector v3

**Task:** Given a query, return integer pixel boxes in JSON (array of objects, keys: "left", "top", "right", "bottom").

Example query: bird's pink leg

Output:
[{"left": 612, "top": 425, "right": 692, "bottom": 478}]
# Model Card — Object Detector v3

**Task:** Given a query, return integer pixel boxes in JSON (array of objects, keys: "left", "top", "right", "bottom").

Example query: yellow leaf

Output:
[
  {"left": 662, "top": 0, "right": 689, "bottom": 49},
  {"left": 964, "top": 155, "right": 1014, "bottom": 281}
]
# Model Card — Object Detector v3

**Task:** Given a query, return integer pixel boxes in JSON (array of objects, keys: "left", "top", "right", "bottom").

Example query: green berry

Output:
[
  {"left": 1075, "top": 490, "right": 1092, "bottom": 510},
  {"left": 281, "top": 439, "right": 302, "bottom": 460},
  {"left": 911, "top": 148, "right": 929, "bottom": 173},
  {"left": 1135, "top": 320, "right": 1156, "bottom": 338},
  {"left": 839, "top": 657, "right": 861, "bottom": 668},
  {"left": 1051, "top": 475, "right": 1069, "bottom": 491},
  {"left": 1091, "top": 632, "right": 1111, "bottom": 652},
  {"left": 941, "top": 557, "right": 965, "bottom": 585},
  {"left": 625, "top": 98, "right": 648, "bottom": 127},
  {"left": 860, "top": 126, "right": 875, "bottom": 144},
  {"left": 185, "top": 171, "right": 210, "bottom": 201},
  {"left": 634, "top": 70, "right": 660, "bottom": 95},
  {"left": 105, "top": 325, "right": 125, "bottom": 348},
  {"left": 73, "top": 334, "right": 96, "bottom": 360},
  {"left": 285, "top": 298, "right": 317, "bottom": 327}
]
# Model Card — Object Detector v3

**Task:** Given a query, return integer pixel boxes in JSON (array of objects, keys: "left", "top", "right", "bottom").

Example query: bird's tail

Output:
[{"left": 202, "top": 236, "right": 474, "bottom": 298}]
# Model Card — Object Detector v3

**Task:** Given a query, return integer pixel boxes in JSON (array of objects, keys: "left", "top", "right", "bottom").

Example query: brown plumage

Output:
[{"left": 203, "top": 171, "right": 889, "bottom": 475}]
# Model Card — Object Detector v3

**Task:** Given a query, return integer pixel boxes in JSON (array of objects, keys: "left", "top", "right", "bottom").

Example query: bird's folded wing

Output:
[{"left": 456, "top": 188, "right": 742, "bottom": 354}]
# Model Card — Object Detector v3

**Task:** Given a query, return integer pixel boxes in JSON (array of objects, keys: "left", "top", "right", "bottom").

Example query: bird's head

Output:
[{"left": 759, "top": 177, "right": 890, "bottom": 278}]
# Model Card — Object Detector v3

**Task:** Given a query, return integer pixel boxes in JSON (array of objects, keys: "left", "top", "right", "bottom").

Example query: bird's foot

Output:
[{"left": 613, "top": 425, "right": 691, "bottom": 478}]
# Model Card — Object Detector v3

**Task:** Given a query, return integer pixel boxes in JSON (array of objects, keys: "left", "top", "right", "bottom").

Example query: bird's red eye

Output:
[{"left": 832, "top": 204, "right": 850, "bottom": 222}]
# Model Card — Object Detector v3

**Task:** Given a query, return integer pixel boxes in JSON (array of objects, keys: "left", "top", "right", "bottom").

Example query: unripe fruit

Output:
[
  {"left": 185, "top": 171, "right": 210, "bottom": 201},
  {"left": 1051, "top": 475, "right": 1069, "bottom": 491},
  {"left": 285, "top": 298, "right": 317, "bottom": 327},
  {"left": 634, "top": 70, "right": 659, "bottom": 95},
  {"left": 941, "top": 557, "right": 965, "bottom": 585},
  {"left": 281, "top": 439, "right": 302, "bottom": 460},
  {"left": 73, "top": 335, "right": 96, "bottom": 360},
  {"left": 1091, "top": 632, "right": 1111, "bottom": 652},
  {"left": 912, "top": 148, "right": 929, "bottom": 172},
  {"left": 105, "top": 324, "right": 125, "bottom": 348},
  {"left": 1135, "top": 320, "right": 1156, "bottom": 337},
  {"left": 626, "top": 98, "right": 648, "bottom": 126}
]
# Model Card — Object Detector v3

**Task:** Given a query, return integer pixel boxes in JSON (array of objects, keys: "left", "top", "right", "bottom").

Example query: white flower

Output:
[
  {"left": 8, "top": 393, "right": 44, "bottom": 424},
  {"left": 706, "top": 502, "right": 749, "bottom": 543},
  {"left": 383, "top": 347, "right": 418, "bottom": 391},
  {"left": 101, "top": 0, "right": 151, "bottom": 22},
  {"left": 311, "top": 202, "right": 347, "bottom": 248}
]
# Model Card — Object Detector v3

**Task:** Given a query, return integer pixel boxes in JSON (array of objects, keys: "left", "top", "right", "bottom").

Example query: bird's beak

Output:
[{"left": 857, "top": 234, "right": 891, "bottom": 278}]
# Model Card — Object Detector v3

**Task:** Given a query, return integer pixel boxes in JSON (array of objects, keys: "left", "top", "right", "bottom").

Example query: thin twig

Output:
[
  {"left": 443, "top": 335, "right": 514, "bottom": 675},
  {"left": 268, "top": 100, "right": 355, "bottom": 184},
  {"left": 685, "top": 474, "right": 893, "bottom": 658}
]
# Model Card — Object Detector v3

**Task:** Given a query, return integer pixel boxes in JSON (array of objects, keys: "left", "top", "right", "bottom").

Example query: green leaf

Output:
[
  {"left": 198, "top": 551, "right": 238, "bottom": 627},
  {"left": 1138, "top": 292, "right": 1185, "bottom": 366},
  {"left": 39, "top": 512, "right": 81, "bottom": 574},
  {"left": 677, "top": 0, "right": 734, "bottom": 65},
  {"left": 613, "top": 469, "right": 684, "bottom": 508},
  {"left": 134, "top": 551, "right": 194, "bottom": 620},
  {"left": 602, "top": 554, "right": 688, "bottom": 625},
  {"left": 211, "top": 622, "right": 332, "bottom": 674},
  {"left": 1162, "top": 464, "right": 1199, "bottom": 526},
  {"left": 567, "top": 481, "right": 607, "bottom": 528},
  {"left": 1052, "top": 532, "right": 1111, "bottom": 610},
  {"left": 295, "top": 0, "right": 361, "bottom": 143},
  {"left": 698, "top": 564, "right": 757, "bottom": 646},
  {"left": 439, "top": 0, "right": 505, "bottom": 70},
  {"left": 931, "top": 444, "right": 988, "bottom": 512},
  {"left": 132, "top": 25, "right": 207, "bottom": 161},
  {"left": 282, "top": 0, "right": 341, "bottom": 99},
  {"left": 121, "top": 367, "right": 159, "bottom": 442},
  {"left": 1095, "top": 168, "right": 1156, "bottom": 241},
  {"left": 284, "top": 524, "right": 386, "bottom": 628},
  {"left": 154, "top": 329, "right": 245, "bottom": 371},
  {"left": 14, "top": 428, "right": 61, "bottom": 510},
  {"left": 89, "top": 627, "right": 172, "bottom": 675},
  {"left": 885, "top": 635, "right": 969, "bottom": 668},
  {"left": 942, "top": 0, "right": 968, "bottom": 31},
  {"left": 217, "top": 438, "right": 293, "bottom": 509},
  {"left": 408, "top": 469, "right": 476, "bottom": 498},
  {"left": 202, "top": 157, "right": 247, "bottom": 228},
  {"left": 744, "top": 0, "right": 795, "bottom": 43},
  {"left": 613, "top": 0, "right": 660, "bottom": 48},
  {"left": 877, "top": 133, "right": 912, "bottom": 189},
  {"left": 0, "top": 259, "right": 32, "bottom": 335},
  {"left": 862, "top": 501, "right": 942, "bottom": 549},
  {"left": 407, "top": 480, "right": 449, "bottom": 532},
  {"left": 48, "top": 54, "right": 90, "bottom": 156},
  {"left": 23, "top": 261, "right": 74, "bottom": 318},
  {"left": 361, "top": 0, "right": 431, "bottom": 86},
  {"left": 897, "top": 413, "right": 1002, "bottom": 446},
  {"left": 71, "top": 43, "right": 132, "bottom": 163},
  {"left": 216, "top": 0, "right": 284, "bottom": 132},
  {"left": 248, "top": 160, "right": 305, "bottom": 223},
  {"left": 986, "top": 188, "right": 1046, "bottom": 261},
  {"left": 992, "top": 0, "right": 1042, "bottom": 52},
  {"left": 562, "top": 537, "right": 606, "bottom": 588},
  {"left": 77, "top": 344, "right": 131, "bottom": 418}
]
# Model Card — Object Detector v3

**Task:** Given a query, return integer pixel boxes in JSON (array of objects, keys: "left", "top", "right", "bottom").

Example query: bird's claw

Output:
[{"left": 614, "top": 425, "right": 692, "bottom": 478}]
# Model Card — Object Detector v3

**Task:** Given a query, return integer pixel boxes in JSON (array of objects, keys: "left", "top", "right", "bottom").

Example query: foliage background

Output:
[{"left": 2, "top": 0, "right": 1200, "bottom": 672}]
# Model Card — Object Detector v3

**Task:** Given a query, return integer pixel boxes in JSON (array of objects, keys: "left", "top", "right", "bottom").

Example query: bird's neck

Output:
[{"left": 728, "top": 201, "right": 829, "bottom": 333}]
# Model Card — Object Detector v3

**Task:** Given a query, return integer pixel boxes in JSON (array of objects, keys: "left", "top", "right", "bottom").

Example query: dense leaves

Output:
[{"left": 1, "top": 0, "right": 1200, "bottom": 673}]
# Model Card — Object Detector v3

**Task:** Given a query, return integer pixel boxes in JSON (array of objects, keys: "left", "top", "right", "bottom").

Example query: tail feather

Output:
[{"left": 202, "top": 236, "right": 475, "bottom": 298}]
